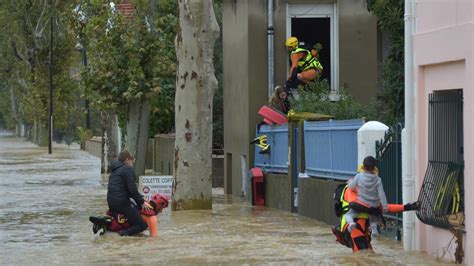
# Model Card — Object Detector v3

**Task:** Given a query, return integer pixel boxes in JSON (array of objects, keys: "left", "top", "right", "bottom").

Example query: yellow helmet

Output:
[
  {"left": 285, "top": 36, "right": 298, "bottom": 48},
  {"left": 357, "top": 164, "right": 379, "bottom": 175}
]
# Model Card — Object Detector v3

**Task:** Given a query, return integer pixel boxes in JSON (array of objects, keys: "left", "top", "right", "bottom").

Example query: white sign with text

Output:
[{"left": 139, "top": 175, "right": 173, "bottom": 201}]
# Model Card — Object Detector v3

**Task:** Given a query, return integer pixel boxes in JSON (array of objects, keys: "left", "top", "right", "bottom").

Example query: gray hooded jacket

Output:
[{"left": 348, "top": 172, "right": 388, "bottom": 211}]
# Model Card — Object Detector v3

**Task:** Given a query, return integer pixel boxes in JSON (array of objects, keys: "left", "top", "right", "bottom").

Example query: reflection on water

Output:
[{"left": 0, "top": 135, "right": 443, "bottom": 264}]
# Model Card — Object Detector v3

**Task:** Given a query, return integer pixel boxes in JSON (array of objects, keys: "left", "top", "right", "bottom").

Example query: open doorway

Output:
[
  {"left": 287, "top": 3, "right": 339, "bottom": 93},
  {"left": 291, "top": 17, "right": 331, "bottom": 85}
]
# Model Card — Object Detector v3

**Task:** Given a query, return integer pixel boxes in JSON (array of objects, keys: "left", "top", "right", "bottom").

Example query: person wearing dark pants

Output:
[{"left": 107, "top": 150, "right": 146, "bottom": 236}]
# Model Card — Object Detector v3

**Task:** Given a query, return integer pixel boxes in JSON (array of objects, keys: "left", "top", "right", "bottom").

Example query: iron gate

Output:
[{"left": 376, "top": 124, "right": 403, "bottom": 221}]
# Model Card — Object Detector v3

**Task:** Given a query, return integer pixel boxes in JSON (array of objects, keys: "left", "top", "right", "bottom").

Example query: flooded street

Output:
[{"left": 0, "top": 133, "right": 443, "bottom": 265}]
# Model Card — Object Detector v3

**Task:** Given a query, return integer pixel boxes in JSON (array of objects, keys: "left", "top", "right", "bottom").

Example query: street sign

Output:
[{"left": 139, "top": 175, "right": 173, "bottom": 201}]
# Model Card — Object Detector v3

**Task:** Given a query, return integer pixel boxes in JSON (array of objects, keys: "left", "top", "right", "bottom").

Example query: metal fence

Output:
[
  {"left": 254, "top": 124, "right": 289, "bottom": 173},
  {"left": 154, "top": 134, "right": 175, "bottom": 175},
  {"left": 416, "top": 89, "right": 464, "bottom": 229},
  {"left": 304, "top": 119, "right": 363, "bottom": 180},
  {"left": 376, "top": 124, "right": 403, "bottom": 221}
]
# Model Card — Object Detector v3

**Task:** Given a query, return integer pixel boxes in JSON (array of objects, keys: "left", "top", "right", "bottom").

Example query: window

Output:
[
  {"left": 287, "top": 4, "right": 339, "bottom": 94},
  {"left": 417, "top": 89, "right": 464, "bottom": 229}
]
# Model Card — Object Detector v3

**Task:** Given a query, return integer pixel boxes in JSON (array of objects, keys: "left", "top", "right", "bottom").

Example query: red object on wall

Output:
[
  {"left": 258, "top": 105, "right": 288, "bottom": 125},
  {"left": 250, "top": 167, "right": 265, "bottom": 206},
  {"left": 116, "top": 0, "right": 135, "bottom": 20}
]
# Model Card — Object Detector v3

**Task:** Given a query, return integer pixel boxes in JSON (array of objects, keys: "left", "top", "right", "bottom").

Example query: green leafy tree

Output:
[
  {"left": 0, "top": 0, "right": 83, "bottom": 143},
  {"left": 149, "top": 0, "right": 223, "bottom": 154},
  {"left": 0, "top": 17, "right": 17, "bottom": 131},
  {"left": 70, "top": 0, "right": 177, "bottom": 176},
  {"left": 367, "top": 0, "right": 405, "bottom": 125},
  {"left": 148, "top": 0, "right": 178, "bottom": 136},
  {"left": 0, "top": 81, "right": 12, "bottom": 130},
  {"left": 147, "top": 0, "right": 223, "bottom": 153},
  {"left": 149, "top": 76, "right": 175, "bottom": 135}
]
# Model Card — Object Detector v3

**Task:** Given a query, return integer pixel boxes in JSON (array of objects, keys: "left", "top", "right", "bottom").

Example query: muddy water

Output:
[{"left": 0, "top": 133, "right": 444, "bottom": 264}]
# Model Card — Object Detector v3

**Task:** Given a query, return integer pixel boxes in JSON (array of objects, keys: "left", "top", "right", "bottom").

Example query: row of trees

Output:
[
  {"left": 69, "top": 1, "right": 178, "bottom": 176},
  {"left": 0, "top": 3, "right": 222, "bottom": 161},
  {"left": 0, "top": 0, "right": 222, "bottom": 210},
  {"left": 0, "top": 1, "right": 81, "bottom": 145},
  {"left": 368, "top": 0, "right": 405, "bottom": 125}
]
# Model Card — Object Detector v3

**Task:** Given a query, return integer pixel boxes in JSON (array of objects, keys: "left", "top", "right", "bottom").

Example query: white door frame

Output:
[{"left": 286, "top": 3, "right": 339, "bottom": 95}]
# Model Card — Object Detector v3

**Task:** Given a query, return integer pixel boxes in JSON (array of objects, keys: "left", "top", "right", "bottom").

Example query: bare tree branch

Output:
[
  {"left": 34, "top": 0, "right": 48, "bottom": 37},
  {"left": 38, "top": 18, "right": 49, "bottom": 37},
  {"left": 11, "top": 42, "right": 25, "bottom": 62}
]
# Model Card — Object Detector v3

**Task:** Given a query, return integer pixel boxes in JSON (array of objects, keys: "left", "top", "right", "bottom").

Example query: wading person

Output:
[
  {"left": 90, "top": 192, "right": 169, "bottom": 237},
  {"left": 344, "top": 156, "right": 387, "bottom": 237},
  {"left": 106, "top": 150, "right": 147, "bottom": 236}
]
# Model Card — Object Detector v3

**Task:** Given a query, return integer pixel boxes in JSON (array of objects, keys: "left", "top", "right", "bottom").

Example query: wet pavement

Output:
[{"left": 0, "top": 133, "right": 446, "bottom": 264}]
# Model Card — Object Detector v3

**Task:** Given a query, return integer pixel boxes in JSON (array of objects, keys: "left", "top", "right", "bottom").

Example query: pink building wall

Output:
[{"left": 414, "top": 0, "right": 473, "bottom": 263}]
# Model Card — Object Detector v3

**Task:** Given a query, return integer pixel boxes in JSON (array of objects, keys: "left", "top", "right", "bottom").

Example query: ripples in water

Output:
[
  {"left": 24, "top": 179, "right": 86, "bottom": 186},
  {"left": 0, "top": 135, "right": 444, "bottom": 265}
]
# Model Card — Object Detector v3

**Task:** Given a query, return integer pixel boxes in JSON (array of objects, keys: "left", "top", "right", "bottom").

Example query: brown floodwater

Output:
[{"left": 0, "top": 132, "right": 448, "bottom": 264}]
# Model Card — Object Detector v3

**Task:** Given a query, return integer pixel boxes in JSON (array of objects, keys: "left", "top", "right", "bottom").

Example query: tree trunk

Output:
[
  {"left": 32, "top": 120, "right": 37, "bottom": 143},
  {"left": 25, "top": 124, "right": 32, "bottom": 140},
  {"left": 9, "top": 83, "right": 21, "bottom": 137},
  {"left": 125, "top": 99, "right": 151, "bottom": 179},
  {"left": 173, "top": 0, "right": 220, "bottom": 211},
  {"left": 37, "top": 122, "right": 48, "bottom": 147},
  {"left": 15, "top": 124, "right": 21, "bottom": 137},
  {"left": 101, "top": 110, "right": 120, "bottom": 174}
]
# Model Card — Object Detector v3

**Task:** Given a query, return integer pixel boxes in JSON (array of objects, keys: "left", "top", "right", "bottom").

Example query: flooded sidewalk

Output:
[{"left": 0, "top": 134, "right": 441, "bottom": 264}]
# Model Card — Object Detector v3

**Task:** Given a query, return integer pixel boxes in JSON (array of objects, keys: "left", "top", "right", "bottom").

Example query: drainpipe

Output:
[
  {"left": 267, "top": 0, "right": 274, "bottom": 99},
  {"left": 403, "top": 0, "right": 416, "bottom": 251}
]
